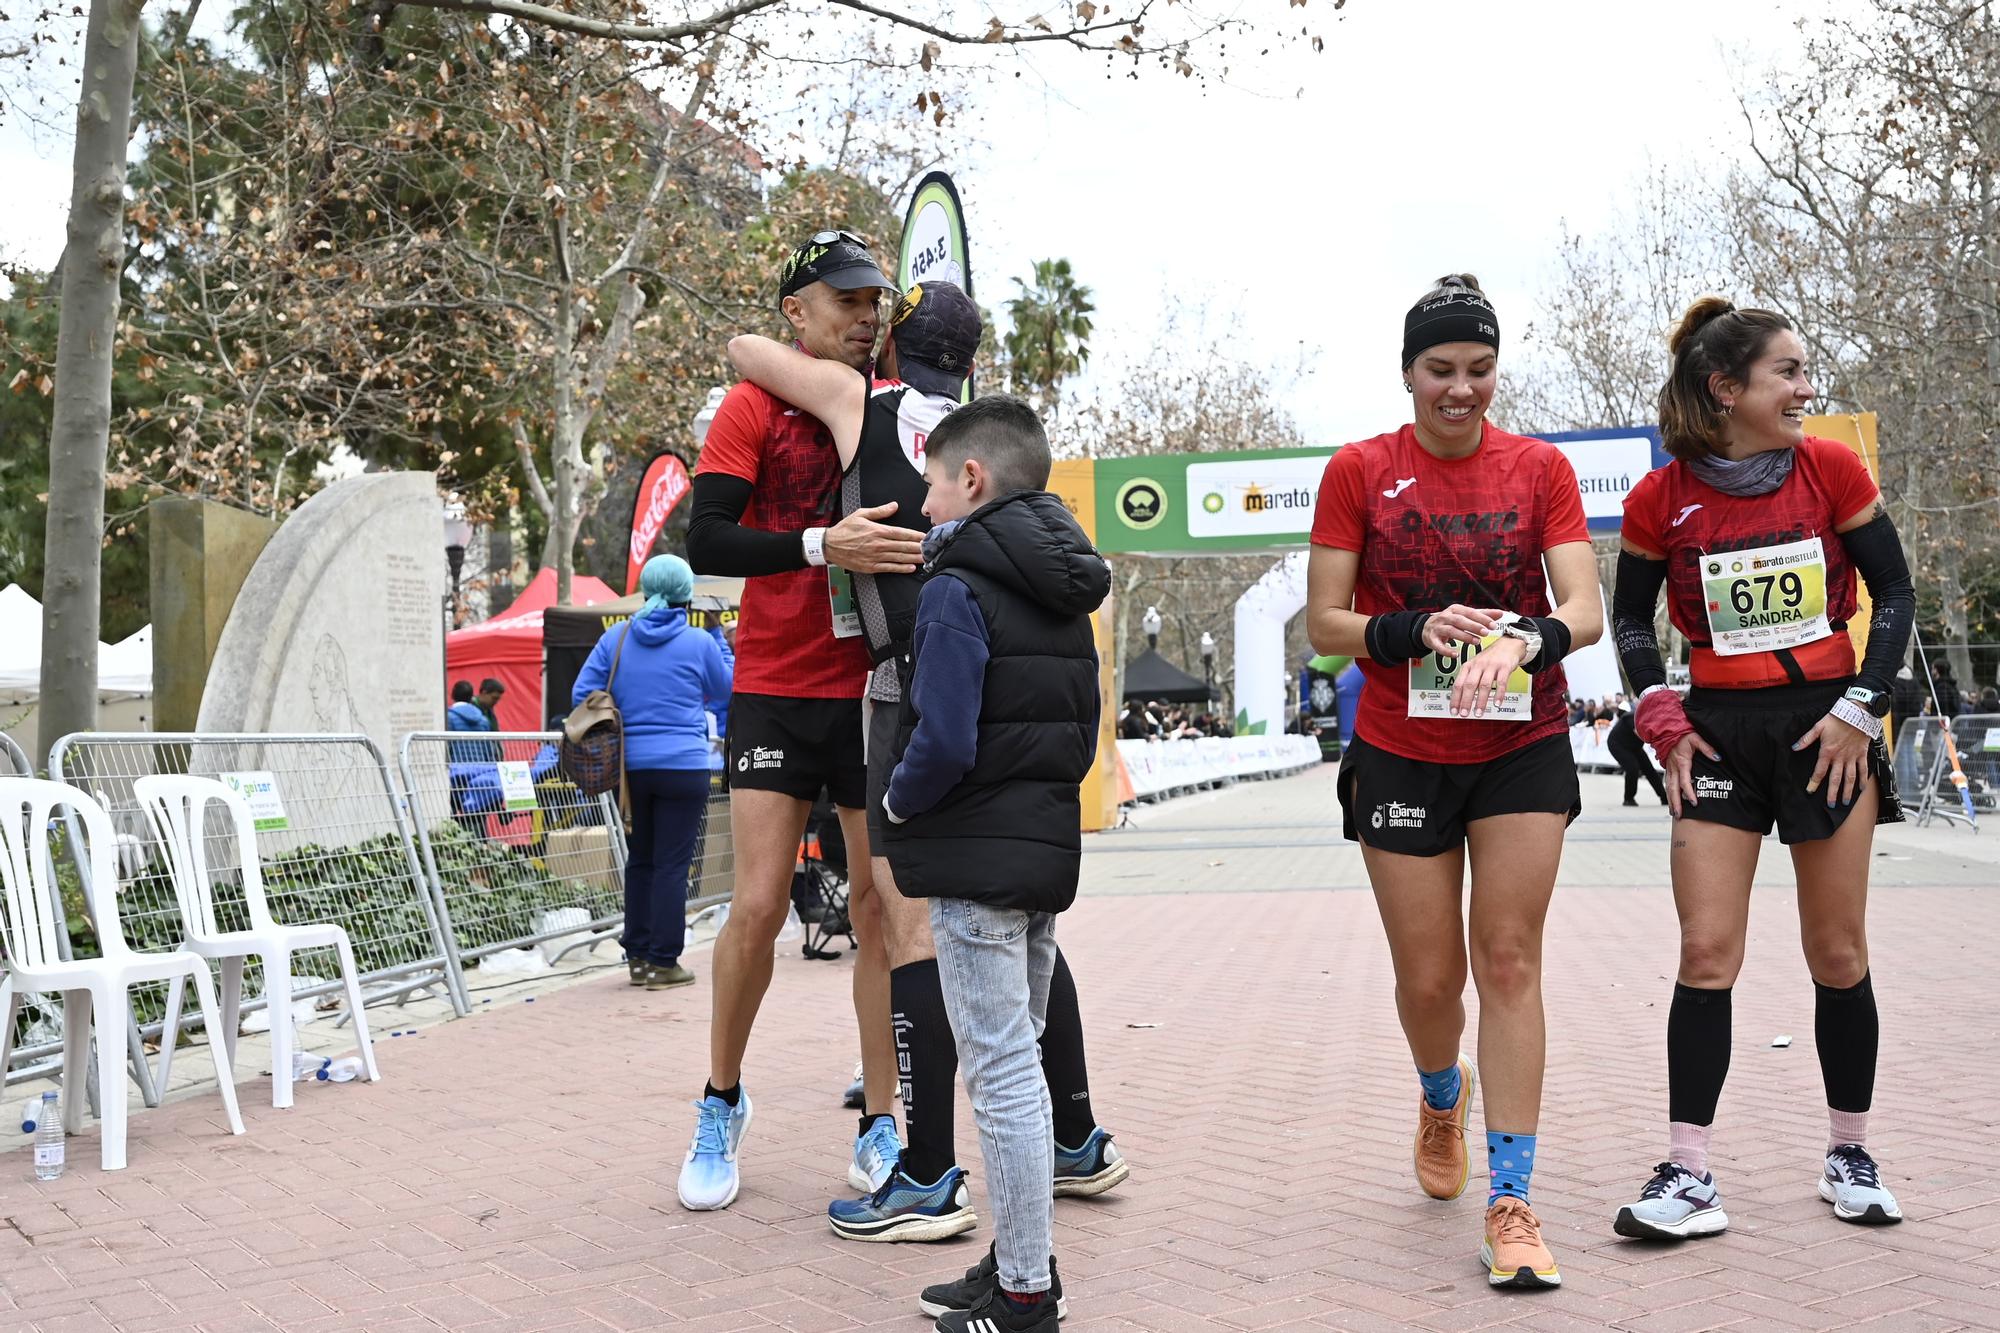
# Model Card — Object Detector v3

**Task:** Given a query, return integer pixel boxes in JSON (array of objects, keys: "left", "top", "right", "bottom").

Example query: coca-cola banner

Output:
[{"left": 625, "top": 450, "right": 692, "bottom": 593}]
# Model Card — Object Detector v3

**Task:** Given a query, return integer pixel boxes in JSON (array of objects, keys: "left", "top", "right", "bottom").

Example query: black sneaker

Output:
[{"left": 920, "top": 1245, "right": 1067, "bottom": 1321}]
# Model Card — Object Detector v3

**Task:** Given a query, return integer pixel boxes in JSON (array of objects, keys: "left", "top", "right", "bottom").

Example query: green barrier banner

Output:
[{"left": 1095, "top": 449, "right": 1337, "bottom": 554}]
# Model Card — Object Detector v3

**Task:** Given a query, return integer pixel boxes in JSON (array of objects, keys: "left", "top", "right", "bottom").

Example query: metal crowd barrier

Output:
[
  {"left": 400, "top": 732, "right": 634, "bottom": 969},
  {"left": 1895, "top": 712, "right": 1999, "bottom": 830},
  {"left": 1, "top": 732, "right": 30, "bottom": 776},
  {"left": 689, "top": 778, "right": 734, "bottom": 913},
  {"left": 45, "top": 732, "right": 469, "bottom": 1104}
]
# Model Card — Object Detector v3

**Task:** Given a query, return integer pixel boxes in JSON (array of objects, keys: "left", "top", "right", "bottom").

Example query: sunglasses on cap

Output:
[{"left": 806, "top": 229, "right": 870, "bottom": 250}]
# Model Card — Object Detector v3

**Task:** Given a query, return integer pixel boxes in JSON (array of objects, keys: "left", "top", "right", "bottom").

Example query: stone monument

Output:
[
  {"left": 149, "top": 497, "right": 278, "bottom": 733},
  {"left": 198, "top": 472, "right": 444, "bottom": 756}
]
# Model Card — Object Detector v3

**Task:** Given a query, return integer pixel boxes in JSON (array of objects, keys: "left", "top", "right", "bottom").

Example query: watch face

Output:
[{"left": 1844, "top": 686, "right": 1889, "bottom": 716}]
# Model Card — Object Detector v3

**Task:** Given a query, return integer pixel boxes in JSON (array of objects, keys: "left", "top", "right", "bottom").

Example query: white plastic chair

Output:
[
  {"left": 134, "top": 775, "right": 379, "bottom": 1108},
  {"left": 0, "top": 778, "right": 245, "bottom": 1171}
]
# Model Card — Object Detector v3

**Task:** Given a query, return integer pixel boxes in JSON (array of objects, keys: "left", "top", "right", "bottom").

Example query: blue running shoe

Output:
[
  {"left": 828, "top": 1165, "right": 977, "bottom": 1243},
  {"left": 848, "top": 1116, "right": 904, "bottom": 1193},
  {"left": 677, "top": 1092, "right": 752, "bottom": 1211},
  {"left": 1053, "top": 1127, "right": 1129, "bottom": 1198}
]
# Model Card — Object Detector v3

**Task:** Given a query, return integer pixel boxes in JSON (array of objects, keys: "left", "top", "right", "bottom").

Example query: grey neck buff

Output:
[{"left": 1686, "top": 446, "right": 1794, "bottom": 498}]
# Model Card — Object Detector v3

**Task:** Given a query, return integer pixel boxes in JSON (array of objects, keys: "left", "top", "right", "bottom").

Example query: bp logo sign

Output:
[
  {"left": 1202, "top": 491, "right": 1225, "bottom": 514},
  {"left": 1116, "top": 477, "right": 1167, "bottom": 530}
]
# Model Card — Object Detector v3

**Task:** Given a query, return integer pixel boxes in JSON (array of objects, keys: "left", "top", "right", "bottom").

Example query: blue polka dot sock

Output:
[
  {"left": 1486, "top": 1131, "right": 1537, "bottom": 1206},
  {"left": 1418, "top": 1062, "right": 1462, "bottom": 1112}
]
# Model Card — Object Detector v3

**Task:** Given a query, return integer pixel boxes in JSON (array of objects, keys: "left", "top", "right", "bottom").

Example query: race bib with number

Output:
[
  {"left": 1407, "top": 634, "right": 1531, "bottom": 721},
  {"left": 1700, "top": 537, "right": 1830, "bottom": 656},
  {"left": 827, "top": 566, "right": 863, "bottom": 639}
]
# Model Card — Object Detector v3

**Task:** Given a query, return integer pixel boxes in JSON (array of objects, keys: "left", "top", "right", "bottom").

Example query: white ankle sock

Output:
[
  {"left": 1828, "top": 1109, "right": 1868, "bottom": 1150},
  {"left": 1668, "top": 1121, "right": 1712, "bottom": 1178}
]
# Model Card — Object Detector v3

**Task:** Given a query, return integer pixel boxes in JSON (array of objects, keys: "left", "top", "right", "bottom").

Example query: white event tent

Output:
[{"left": 0, "top": 583, "right": 154, "bottom": 701}]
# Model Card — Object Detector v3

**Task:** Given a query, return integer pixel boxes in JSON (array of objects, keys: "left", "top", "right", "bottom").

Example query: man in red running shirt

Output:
[{"left": 677, "top": 230, "right": 921, "bottom": 1213}]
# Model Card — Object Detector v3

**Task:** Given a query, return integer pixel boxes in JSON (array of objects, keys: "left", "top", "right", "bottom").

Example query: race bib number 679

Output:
[{"left": 1701, "top": 537, "right": 1831, "bottom": 656}]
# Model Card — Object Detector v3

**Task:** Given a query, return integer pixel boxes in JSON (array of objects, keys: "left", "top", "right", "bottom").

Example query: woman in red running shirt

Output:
[
  {"left": 1306, "top": 274, "right": 1602, "bottom": 1290},
  {"left": 1609, "top": 299, "right": 1914, "bottom": 1242}
]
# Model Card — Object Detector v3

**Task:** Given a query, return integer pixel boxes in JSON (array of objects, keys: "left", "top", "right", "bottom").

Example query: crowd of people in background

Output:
[{"left": 1116, "top": 701, "right": 1232, "bottom": 741}]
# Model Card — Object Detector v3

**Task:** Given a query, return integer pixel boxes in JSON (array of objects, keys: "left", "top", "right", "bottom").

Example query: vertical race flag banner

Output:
[
  {"left": 625, "top": 450, "right": 692, "bottom": 593},
  {"left": 897, "top": 171, "right": 974, "bottom": 400}
]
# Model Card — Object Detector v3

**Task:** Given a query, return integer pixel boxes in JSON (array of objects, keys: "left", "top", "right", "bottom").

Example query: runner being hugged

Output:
[
  {"left": 1305, "top": 274, "right": 1601, "bottom": 1290},
  {"left": 1610, "top": 298, "right": 1912, "bottom": 1240},
  {"left": 679, "top": 229, "right": 913, "bottom": 1214},
  {"left": 726, "top": 281, "right": 1128, "bottom": 1250}
]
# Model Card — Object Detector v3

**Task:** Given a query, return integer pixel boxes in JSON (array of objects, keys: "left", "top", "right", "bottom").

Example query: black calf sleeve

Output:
[
  {"left": 891, "top": 959, "right": 959, "bottom": 1184},
  {"left": 1815, "top": 971, "right": 1879, "bottom": 1114},
  {"left": 1667, "top": 983, "right": 1733, "bottom": 1126},
  {"left": 1041, "top": 948, "right": 1098, "bottom": 1147}
]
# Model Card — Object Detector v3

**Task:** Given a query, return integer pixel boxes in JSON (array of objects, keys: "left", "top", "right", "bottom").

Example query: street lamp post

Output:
[
  {"left": 1200, "top": 631, "right": 1216, "bottom": 699},
  {"left": 442, "top": 503, "right": 473, "bottom": 629},
  {"left": 1142, "top": 605, "right": 1162, "bottom": 650}
]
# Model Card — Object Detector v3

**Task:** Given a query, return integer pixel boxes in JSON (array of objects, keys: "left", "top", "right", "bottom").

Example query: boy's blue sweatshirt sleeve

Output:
[{"left": 883, "top": 576, "right": 988, "bottom": 823}]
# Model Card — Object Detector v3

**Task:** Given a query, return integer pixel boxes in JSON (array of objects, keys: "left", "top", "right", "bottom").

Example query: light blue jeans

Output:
[{"left": 930, "top": 895, "right": 1058, "bottom": 1293}]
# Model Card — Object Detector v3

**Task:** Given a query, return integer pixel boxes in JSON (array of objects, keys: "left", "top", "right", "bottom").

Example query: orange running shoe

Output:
[
  {"left": 1482, "top": 1196, "right": 1561, "bottom": 1288},
  {"left": 1413, "top": 1054, "right": 1476, "bottom": 1200}
]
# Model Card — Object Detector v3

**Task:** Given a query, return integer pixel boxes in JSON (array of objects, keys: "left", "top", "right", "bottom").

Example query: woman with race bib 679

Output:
[{"left": 1610, "top": 297, "right": 1914, "bottom": 1241}]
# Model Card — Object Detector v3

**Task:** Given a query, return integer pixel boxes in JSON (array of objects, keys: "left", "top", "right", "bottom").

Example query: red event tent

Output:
[{"left": 445, "top": 567, "right": 618, "bottom": 731}]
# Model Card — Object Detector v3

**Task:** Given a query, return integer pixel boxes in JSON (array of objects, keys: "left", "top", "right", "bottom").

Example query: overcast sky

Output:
[{"left": 0, "top": 0, "right": 1809, "bottom": 445}]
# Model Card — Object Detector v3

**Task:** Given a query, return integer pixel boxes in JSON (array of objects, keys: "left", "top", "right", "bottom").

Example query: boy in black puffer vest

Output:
[{"left": 879, "top": 395, "right": 1110, "bottom": 1333}]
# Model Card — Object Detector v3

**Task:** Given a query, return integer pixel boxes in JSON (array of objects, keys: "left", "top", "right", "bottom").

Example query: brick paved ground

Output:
[{"left": 4, "top": 767, "right": 1998, "bottom": 1332}]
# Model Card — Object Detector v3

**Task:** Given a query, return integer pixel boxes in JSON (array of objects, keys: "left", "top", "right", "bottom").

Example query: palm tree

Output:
[{"left": 1003, "top": 258, "right": 1095, "bottom": 418}]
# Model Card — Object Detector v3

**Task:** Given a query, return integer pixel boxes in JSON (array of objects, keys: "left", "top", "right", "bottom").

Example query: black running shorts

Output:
[
  {"left": 725, "top": 693, "right": 867, "bottom": 809},
  {"left": 1678, "top": 680, "right": 1902, "bottom": 844},
  {"left": 1339, "top": 732, "right": 1581, "bottom": 858}
]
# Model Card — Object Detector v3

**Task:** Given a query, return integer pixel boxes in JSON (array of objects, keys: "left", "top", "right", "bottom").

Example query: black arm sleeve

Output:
[
  {"left": 1520, "top": 615, "right": 1573, "bottom": 674},
  {"left": 1840, "top": 512, "right": 1915, "bottom": 697},
  {"left": 1611, "top": 551, "right": 1670, "bottom": 692},
  {"left": 684, "top": 472, "right": 808, "bottom": 577}
]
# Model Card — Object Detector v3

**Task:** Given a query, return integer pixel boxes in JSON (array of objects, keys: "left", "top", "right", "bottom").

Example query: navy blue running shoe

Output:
[
  {"left": 827, "top": 1165, "right": 977, "bottom": 1243},
  {"left": 1053, "top": 1127, "right": 1128, "bottom": 1198}
]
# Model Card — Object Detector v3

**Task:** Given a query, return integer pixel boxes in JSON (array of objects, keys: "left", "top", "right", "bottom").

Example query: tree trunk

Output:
[{"left": 38, "top": 0, "right": 148, "bottom": 766}]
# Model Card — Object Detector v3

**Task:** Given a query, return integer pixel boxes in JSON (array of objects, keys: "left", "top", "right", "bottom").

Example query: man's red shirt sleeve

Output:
[
  {"left": 1310, "top": 445, "right": 1369, "bottom": 551},
  {"left": 695, "top": 384, "right": 768, "bottom": 484}
]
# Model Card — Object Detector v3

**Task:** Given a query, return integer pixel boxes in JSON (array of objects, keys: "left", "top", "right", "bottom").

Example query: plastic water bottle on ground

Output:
[
  {"left": 291, "top": 1052, "right": 328, "bottom": 1081},
  {"left": 316, "top": 1056, "right": 366, "bottom": 1083},
  {"left": 776, "top": 903, "right": 804, "bottom": 944},
  {"left": 21, "top": 1096, "right": 42, "bottom": 1134},
  {"left": 33, "top": 1093, "right": 62, "bottom": 1181}
]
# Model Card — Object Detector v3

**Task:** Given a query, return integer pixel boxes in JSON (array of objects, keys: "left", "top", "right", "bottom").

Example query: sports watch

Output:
[
  {"left": 1496, "top": 612, "right": 1543, "bottom": 667},
  {"left": 1842, "top": 685, "right": 1891, "bottom": 718}
]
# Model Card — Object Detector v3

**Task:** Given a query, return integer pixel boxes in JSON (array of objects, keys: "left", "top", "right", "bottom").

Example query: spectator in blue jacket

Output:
[
  {"left": 573, "top": 554, "right": 731, "bottom": 990},
  {"left": 445, "top": 681, "right": 493, "bottom": 835}
]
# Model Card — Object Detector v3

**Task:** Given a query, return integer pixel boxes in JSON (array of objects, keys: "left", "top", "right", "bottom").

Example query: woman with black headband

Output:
[
  {"left": 1306, "top": 274, "right": 1601, "bottom": 1290},
  {"left": 1610, "top": 298, "right": 1912, "bottom": 1241}
]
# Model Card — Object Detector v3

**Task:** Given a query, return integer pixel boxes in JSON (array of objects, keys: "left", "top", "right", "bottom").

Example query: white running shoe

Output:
[
  {"left": 847, "top": 1115, "right": 903, "bottom": 1193},
  {"left": 1613, "top": 1162, "right": 1729, "bottom": 1240},
  {"left": 1820, "top": 1143, "right": 1902, "bottom": 1224}
]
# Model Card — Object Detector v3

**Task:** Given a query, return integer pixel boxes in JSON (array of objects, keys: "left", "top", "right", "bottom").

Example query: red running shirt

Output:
[
  {"left": 695, "top": 381, "right": 871, "bottom": 699},
  {"left": 1311, "top": 422, "right": 1592, "bottom": 764},
  {"left": 1621, "top": 436, "right": 1878, "bottom": 690}
]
